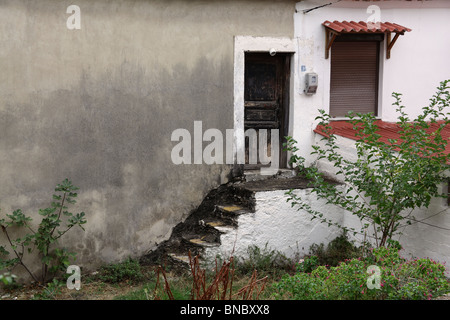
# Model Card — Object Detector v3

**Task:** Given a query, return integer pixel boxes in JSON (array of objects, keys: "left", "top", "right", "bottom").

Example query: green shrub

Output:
[
  {"left": 307, "top": 233, "right": 367, "bottom": 268},
  {"left": 96, "top": 258, "right": 144, "bottom": 284},
  {"left": 0, "top": 272, "right": 18, "bottom": 290},
  {"left": 297, "top": 256, "right": 319, "bottom": 273},
  {"left": 234, "top": 244, "right": 294, "bottom": 278},
  {"left": 32, "top": 278, "right": 65, "bottom": 300},
  {"left": 274, "top": 247, "right": 450, "bottom": 300},
  {"left": 0, "top": 179, "right": 87, "bottom": 284},
  {"left": 284, "top": 80, "right": 450, "bottom": 247}
]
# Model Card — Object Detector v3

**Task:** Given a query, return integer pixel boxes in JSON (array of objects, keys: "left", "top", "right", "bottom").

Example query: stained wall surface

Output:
[{"left": 0, "top": 0, "right": 295, "bottom": 277}]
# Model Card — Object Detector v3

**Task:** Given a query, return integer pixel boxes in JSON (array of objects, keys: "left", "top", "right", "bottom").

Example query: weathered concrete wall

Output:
[{"left": 0, "top": 0, "right": 295, "bottom": 278}]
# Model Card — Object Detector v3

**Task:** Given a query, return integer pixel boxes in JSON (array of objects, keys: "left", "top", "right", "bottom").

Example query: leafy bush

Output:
[
  {"left": 307, "top": 233, "right": 368, "bottom": 268},
  {"left": 284, "top": 80, "right": 450, "bottom": 247},
  {"left": 96, "top": 258, "right": 144, "bottom": 284},
  {"left": 296, "top": 233, "right": 370, "bottom": 274},
  {"left": 32, "top": 278, "right": 65, "bottom": 300},
  {"left": 0, "top": 179, "right": 87, "bottom": 284},
  {"left": 0, "top": 272, "right": 17, "bottom": 289},
  {"left": 274, "top": 247, "right": 450, "bottom": 300},
  {"left": 234, "top": 244, "right": 295, "bottom": 278},
  {"left": 296, "top": 256, "right": 319, "bottom": 273}
]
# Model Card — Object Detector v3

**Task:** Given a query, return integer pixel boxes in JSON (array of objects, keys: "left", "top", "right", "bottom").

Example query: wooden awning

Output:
[{"left": 323, "top": 20, "right": 412, "bottom": 59}]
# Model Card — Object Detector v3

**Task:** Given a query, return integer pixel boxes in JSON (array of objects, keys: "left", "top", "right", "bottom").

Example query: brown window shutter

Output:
[{"left": 330, "top": 41, "right": 379, "bottom": 118}]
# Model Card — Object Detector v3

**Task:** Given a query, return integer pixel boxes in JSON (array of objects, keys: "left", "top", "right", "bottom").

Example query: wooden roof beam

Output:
[
  {"left": 325, "top": 28, "right": 339, "bottom": 59},
  {"left": 386, "top": 32, "right": 402, "bottom": 59}
]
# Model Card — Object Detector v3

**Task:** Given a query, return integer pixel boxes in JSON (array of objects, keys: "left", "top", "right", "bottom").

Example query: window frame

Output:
[{"left": 329, "top": 33, "right": 384, "bottom": 119}]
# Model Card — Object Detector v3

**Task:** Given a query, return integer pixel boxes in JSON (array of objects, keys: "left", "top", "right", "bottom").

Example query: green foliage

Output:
[
  {"left": 96, "top": 258, "right": 144, "bottom": 284},
  {"left": 115, "top": 278, "right": 191, "bottom": 300},
  {"left": 234, "top": 244, "right": 295, "bottom": 278},
  {"left": 0, "top": 179, "right": 87, "bottom": 284},
  {"left": 302, "top": 233, "right": 368, "bottom": 270},
  {"left": 274, "top": 247, "right": 450, "bottom": 300},
  {"left": 32, "top": 278, "right": 65, "bottom": 300},
  {"left": 296, "top": 256, "right": 319, "bottom": 273},
  {"left": 0, "top": 272, "right": 17, "bottom": 287},
  {"left": 284, "top": 80, "right": 450, "bottom": 247}
]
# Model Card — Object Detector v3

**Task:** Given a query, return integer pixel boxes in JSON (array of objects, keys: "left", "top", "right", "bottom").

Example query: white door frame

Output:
[{"left": 233, "top": 36, "right": 297, "bottom": 167}]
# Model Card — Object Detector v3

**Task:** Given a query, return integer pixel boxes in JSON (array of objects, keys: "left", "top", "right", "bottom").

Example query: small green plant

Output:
[
  {"left": 234, "top": 244, "right": 295, "bottom": 278},
  {"left": 308, "top": 233, "right": 368, "bottom": 268},
  {"left": 297, "top": 256, "right": 319, "bottom": 273},
  {"left": 32, "top": 278, "right": 65, "bottom": 300},
  {"left": 0, "top": 272, "right": 17, "bottom": 287},
  {"left": 296, "top": 234, "right": 367, "bottom": 273},
  {"left": 0, "top": 179, "right": 87, "bottom": 284},
  {"left": 274, "top": 246, "right": 450, "bottom": 300},
  {"left": 96, "top": 258, "right": 144, "bottom": 284}
]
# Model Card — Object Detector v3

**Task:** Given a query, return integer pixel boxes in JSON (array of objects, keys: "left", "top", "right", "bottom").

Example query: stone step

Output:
[
  {"left": 244, "top": 169, "right": 295, "bottom": 182},
  {"left": 141, "top": 182, "right": 257, "bottom": 269},
  {"left": 215, "top": 204, "right": 250, "bottom": 216},
  {"left": 188, "top": 237, "right": 220, "bottom": 248},
  {"left": 181, "top": 232, "right": 220, "bottom": 247},
  {"left": 205, "top": 220, "right": 236, "bottom": 233},
  {"left": 168, "top": 253, "right": 190, "bottom": 264}
]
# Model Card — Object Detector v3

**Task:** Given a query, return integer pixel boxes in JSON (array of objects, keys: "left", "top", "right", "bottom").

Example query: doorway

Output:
[{"left": 244, "top": 52, "right": 291, "bottom": 170}]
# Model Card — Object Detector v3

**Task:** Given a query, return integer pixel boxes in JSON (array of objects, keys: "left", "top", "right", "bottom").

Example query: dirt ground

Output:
[{"left": 0, "top": 280, "right": 140, "bottom": 300}]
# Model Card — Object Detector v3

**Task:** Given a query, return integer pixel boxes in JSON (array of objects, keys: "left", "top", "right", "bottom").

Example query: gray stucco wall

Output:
[{"left": 0, "top": 0, "right": 295, "bottom": 278}]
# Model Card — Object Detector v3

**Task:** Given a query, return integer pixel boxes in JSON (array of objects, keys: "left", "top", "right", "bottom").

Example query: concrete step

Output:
[
  {"left": 141, "top": 181, "right": 257, "bottom": 269},
  {"left": 244, "top": 169, "right": 296, "bottom": 182},
  {"left": 187, "top": 237, "right": 220, "bottom": 248},
  {"left": 205, "top": 220, "right": 236, "bottom": 233},
  {"left": 215, "top": 204, "right": 250, "bottom": 216},
  {"left": 168, "top": 253, "right": 190, "bottom": 264},
  {"left": 212, "top": 204, "right": 251, "bottom": 227}
]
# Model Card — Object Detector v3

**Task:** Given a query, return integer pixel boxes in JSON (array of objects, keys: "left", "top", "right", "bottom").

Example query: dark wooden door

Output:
[{"left": 244, "top": 53, "right": 290, "bottom": 169}]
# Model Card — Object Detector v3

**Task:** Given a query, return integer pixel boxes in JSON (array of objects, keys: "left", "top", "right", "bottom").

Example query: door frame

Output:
[
  {"left": 233, "top": 36, "right": 296, "bottom": 170},
  {"left": 244, "top": 52, "right": 291, "bottom": 170}
]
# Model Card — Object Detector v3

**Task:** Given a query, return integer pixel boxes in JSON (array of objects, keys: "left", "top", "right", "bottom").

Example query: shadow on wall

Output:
[{"left": 0, "top": 56, "right": 234, "bottom": 269}]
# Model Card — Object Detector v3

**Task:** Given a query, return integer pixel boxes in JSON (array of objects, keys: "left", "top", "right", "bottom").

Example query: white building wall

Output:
[
  {"left": 216, "top": 1, "right": 450, "bottom": 269},
  {"left": 292, "top": 0, "right": 450, "bottom": 165},
  {"left": 289, "top": 1, "right": 450, "bottom": 267},
  {"left": 204, "top": 189, "right": 344, "bottom": 262},
  {"left": 313, "top": 133, "right": 450, "bottom": 272}
]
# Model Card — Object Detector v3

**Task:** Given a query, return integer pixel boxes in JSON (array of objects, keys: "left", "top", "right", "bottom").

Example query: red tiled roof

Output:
[
  {"left": 323, "top": 20, "right": 412, "bottom": 33},
  {"left": 314, "top": 120, "right": 450, "bottom": 155}
]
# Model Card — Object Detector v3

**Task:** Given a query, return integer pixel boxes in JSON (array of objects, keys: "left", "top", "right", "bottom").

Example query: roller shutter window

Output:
[{"left": 330, "top": 41, "right": 379, "bottom": 118}]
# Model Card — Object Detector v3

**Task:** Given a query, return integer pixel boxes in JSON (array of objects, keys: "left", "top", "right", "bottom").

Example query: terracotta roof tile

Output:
[
  {"left": 323, "top": 20, "right": 412, "bottom": 33},
  {"left": 314, "top": 120, "right": 450, "bottom": 155}
]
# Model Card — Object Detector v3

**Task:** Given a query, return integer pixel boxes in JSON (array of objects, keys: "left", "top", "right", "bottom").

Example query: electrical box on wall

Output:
[{"left": 304, "top": 72, "right": 318, "bottom": 95}]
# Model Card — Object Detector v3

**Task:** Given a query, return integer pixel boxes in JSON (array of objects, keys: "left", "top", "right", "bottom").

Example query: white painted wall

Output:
[
  {"left": 290, "top": 0, "right": 450, "bottom": 269},
  {"left": 211, "top": 132, "right": 450, "bottom": 271},
  {"left": 313, "top": 133, "right": 450, "bottom": 272},
  {"left": 204, "top": 188, "right": 344, "bottom": 262},
  {"left": 208, "top": 134, "right": 450, "bottom": 272},
  {"left": 292, "top": 0, "right": 450, "bottom": 165},
  {"left": 218, "top": 1, "right": 450, "bottom": 269}
]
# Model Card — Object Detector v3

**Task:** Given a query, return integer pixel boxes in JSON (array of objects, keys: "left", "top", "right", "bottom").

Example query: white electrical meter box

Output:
[{"left": 304, "top": 72, "right": 318, "bottom": 95}]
